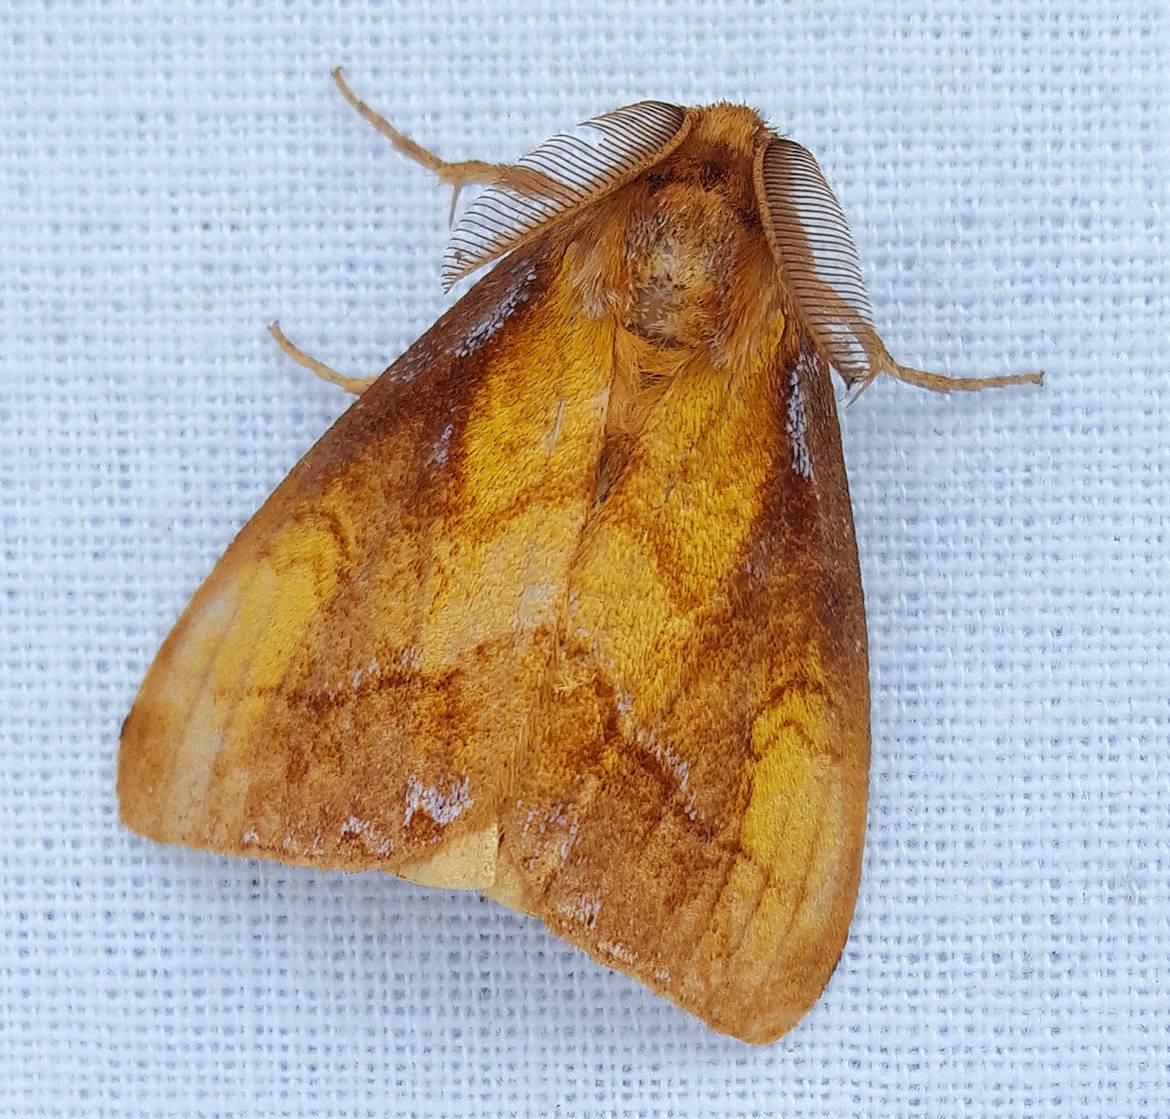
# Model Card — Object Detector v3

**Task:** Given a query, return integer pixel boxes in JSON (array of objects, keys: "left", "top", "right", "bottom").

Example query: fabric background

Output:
[{"left": 2, "top": 1, "right": 1167, "bottom": 1115}]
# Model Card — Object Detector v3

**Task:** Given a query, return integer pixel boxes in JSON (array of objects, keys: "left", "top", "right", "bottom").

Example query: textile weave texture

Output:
[{"left": 2, "top": 1, "right": 1167, "bottom": 1115}]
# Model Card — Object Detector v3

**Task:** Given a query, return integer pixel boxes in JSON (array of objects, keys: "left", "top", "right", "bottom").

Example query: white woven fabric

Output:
[{"left": 3, "top": 1, "right": 1167, "bottom": 1115}]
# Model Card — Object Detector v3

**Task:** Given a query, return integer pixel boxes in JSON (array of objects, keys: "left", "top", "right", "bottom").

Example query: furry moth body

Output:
[{"left": 120, "top": 76, "right": 1041, "bottom": 1044}]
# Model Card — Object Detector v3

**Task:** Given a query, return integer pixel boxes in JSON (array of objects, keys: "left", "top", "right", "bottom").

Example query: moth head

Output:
[{"left": 443, "top": 100, "right": 888, "bottom": 384}]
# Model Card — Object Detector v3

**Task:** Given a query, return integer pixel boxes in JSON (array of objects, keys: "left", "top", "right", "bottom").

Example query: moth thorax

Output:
[{"left": 619, "top": 176, "right": 778, "bottom": 366}]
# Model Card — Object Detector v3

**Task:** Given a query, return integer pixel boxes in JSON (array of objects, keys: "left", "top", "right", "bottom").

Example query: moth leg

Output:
[
  {"left": 332, "top": 68, "right": 563, "bottom": 214},
  {"left": 854, "top": 337, "right": 1044, "bottom": 397},
  {"left": 268, "top": 322, "right": 378, "bottom": 395},
  {"left": 885, "top": 361, "right": 1044, "bottom": 394}
]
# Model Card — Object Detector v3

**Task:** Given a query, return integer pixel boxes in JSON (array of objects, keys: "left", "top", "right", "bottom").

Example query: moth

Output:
[{"left": 120, "top": 72, "right": 1040, "bottom": 1044}]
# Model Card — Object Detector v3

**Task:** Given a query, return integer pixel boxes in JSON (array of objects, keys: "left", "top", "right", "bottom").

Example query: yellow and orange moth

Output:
[{"left": 119, "top": 72, "right": 1041, "bottom": 1044}]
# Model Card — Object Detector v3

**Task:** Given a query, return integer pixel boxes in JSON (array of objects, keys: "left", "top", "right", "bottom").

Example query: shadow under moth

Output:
[{"left": 119, "top": 72, "right": 1040, "bottom": 1044}]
